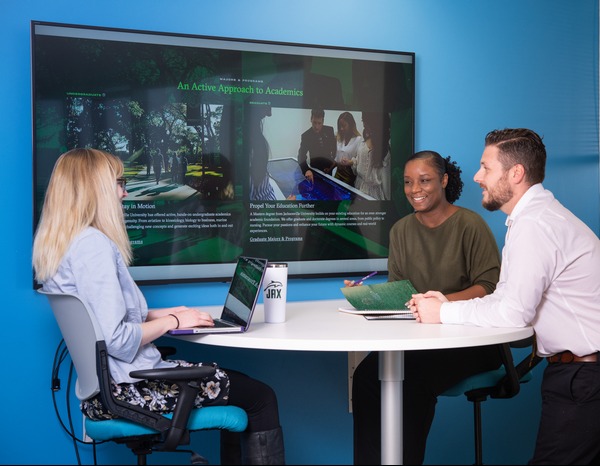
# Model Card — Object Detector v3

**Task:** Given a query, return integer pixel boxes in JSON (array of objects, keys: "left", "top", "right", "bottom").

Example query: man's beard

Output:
[{"left": 482, "top": 172, "right": 512, "bottom": 211}]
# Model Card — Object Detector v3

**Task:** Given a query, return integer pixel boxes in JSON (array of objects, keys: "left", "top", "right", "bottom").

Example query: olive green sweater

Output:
[{"left": 388, "top": 207, "right": 500, "bottom": 295}]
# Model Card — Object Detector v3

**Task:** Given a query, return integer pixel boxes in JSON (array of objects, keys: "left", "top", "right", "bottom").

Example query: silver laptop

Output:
[{"left": 168, "top": 256, "right": 268, "bottom": 335}]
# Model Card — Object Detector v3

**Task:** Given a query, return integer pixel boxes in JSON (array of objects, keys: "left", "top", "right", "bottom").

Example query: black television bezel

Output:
[{"left": 31, "top": 20, "right": 415, "bottom": 286}]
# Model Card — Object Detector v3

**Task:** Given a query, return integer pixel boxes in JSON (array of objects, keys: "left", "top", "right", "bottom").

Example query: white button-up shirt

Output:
[{"left": 441, "top": 184, "right": 600, "bottom": 357}]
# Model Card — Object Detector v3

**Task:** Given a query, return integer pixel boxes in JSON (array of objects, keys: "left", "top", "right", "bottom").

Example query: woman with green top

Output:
[{"left": 348, "top": 150, "right": 502, "bottom": 465}]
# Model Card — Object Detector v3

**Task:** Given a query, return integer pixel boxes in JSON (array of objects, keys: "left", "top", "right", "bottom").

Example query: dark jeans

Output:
[
  {"left": 352, "top": 346, "right": 502, "bottom": 465},
  {"left": 529, "top": 360, "right": 600, "bottom": 465}
]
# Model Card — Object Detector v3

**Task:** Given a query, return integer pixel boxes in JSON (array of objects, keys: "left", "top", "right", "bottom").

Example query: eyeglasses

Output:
[{"left": 116, "top": 177, "right": 127, "bottom": 190}]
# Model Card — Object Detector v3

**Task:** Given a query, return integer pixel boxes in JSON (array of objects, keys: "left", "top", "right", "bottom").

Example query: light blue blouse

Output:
[{"left": 43, "top": 227, "right": 176, "bottom": 383}]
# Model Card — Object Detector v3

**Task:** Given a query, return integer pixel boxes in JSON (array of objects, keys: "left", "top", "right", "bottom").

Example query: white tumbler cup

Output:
[{"left": 262, "top": 263, "right": 288, "bottom": 323}]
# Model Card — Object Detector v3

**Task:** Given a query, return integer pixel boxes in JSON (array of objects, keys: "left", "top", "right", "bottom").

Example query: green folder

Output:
[{"left": 341, "top": 280, "right": 418, "bottom": 310}]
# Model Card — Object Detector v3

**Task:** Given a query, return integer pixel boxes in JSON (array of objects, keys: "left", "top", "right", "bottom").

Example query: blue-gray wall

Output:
[{"left": 3, "top": 0, "right": 598, "bottom": 464}]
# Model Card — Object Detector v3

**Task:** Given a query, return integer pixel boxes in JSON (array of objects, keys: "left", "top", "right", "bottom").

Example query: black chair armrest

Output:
[
  {"left": 130, "top": 364, "right": 218, "bottom": 450},
  {"left": 130, "top": 365, "right": 216, "bottom": 381},
  {"left": 514, "top": 353, "right": 544, "bottom": 380},
  {"left": 491, "top": 343, "right": 520, "bottom": 399},
  {"left": 492, "top": 335, "right": 543, "bottom": 399},
  {"left": 96, "top": 342, "right": 218, "bottom": 450}
]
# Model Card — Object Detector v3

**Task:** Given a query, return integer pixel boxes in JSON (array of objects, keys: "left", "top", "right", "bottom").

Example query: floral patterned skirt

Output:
[{"left": 81, "top": 360, "right": 230, "bottom": 420}]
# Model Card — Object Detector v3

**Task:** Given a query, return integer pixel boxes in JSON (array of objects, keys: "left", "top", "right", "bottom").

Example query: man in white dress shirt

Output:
[{"left": 411, "top": 128, "right": 600, "bottom": 465}]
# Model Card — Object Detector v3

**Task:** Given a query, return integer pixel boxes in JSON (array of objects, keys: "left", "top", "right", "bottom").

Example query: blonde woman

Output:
[{"left": 33, "top": 148, "right": 284, "bottom": 465}]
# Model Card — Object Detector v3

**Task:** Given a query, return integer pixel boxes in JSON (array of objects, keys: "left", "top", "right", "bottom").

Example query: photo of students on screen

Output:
[
  {"left": 260, "top": 108, "right": 378, "bottom": 202},
  {"left": 333, "top": 111, "right": 362, "bottom": 187},
  {"left": 297, "top": 108, "right": 337, "bottom": 183},
  {"left": 340, "top": 111, "right": 391, "bottom": 200}
]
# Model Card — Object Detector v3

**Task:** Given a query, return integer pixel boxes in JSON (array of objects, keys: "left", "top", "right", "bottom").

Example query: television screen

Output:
[{"left": 31, "top": 21, "right": 415, "bottom": 285}]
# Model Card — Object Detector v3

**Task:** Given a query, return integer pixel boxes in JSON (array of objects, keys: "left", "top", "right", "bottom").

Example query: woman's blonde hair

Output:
[{"left": 32, "top": 148, "right": 132, "bottom": 282}]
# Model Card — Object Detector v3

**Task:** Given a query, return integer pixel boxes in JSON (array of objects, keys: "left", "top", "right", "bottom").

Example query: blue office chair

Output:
[
  {"left": 441, "top": 336, "right": 543, "bottom": 465},
  {"left": 39, "top": 290, "right": 248, "bottom": 465}
]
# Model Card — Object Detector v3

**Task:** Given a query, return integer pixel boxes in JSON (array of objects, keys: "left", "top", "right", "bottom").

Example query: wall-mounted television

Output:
[{"left": 31, "top": 21, "right": 415, "bottom": 285}]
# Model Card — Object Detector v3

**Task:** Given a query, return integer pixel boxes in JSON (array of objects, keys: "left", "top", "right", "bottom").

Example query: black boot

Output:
[
  {"left": 240, "top": 426, "right": 285, "bottom": 465},
  {"left": 220, "top": 430, "right": 242, "bottom": 465}
]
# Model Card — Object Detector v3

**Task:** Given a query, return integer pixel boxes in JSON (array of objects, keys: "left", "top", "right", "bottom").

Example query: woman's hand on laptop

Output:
[
  {"left": 143, "top": 307, "right": 214, "bottom": 344},
  {"left": 176, "top": 308, "right": 215, "bottom": 328},
  {"left": 148, "top": 306, "right": 214, "bottom": 329}
]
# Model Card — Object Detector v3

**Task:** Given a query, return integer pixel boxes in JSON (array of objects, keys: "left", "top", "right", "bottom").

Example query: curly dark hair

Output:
[{"left": 407, "top": 150, "right": 464, "bottom": 204}]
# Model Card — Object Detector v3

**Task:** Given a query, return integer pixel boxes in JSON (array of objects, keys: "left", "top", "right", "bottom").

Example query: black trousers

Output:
[
  {"left": 352, "top": 346, "right": 502, "bottom": 465},
  {"left": 227, "top": 368, "right": 281, "bottom": 432},
  {"left": 529, "top": 360, "right": 600, "bottom": 465},
  {"left": 220, "top": 369, "right": 283, "bottom": 464}
]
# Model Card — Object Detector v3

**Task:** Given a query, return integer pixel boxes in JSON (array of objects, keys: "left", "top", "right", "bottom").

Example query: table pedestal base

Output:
[{"left": 379, "top": 351, "right": 404, "bottom": 465}]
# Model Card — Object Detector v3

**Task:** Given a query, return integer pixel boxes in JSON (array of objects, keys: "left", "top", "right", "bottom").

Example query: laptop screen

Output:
[{"left": 221, "top": 256, "right": 268, "bottom": 327}]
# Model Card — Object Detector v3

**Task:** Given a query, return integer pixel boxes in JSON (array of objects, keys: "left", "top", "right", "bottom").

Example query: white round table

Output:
[{"left": 170, "top": 299, "right": 533, "bottom": 464}]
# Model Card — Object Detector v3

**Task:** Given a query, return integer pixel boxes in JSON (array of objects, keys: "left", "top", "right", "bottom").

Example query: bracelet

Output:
[{"left": 169, "top": 313, "right": 180, "bottom": 329}]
